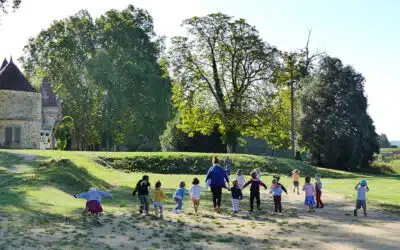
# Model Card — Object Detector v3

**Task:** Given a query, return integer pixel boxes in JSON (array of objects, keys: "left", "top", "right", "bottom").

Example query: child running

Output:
[
  {"left": 270, "top": 178, "right": 283, "bottom": 213},
  {"left": 153, "top": 181, "right": 166, "bottom": 219},
  {"left": 315, "top": 173, "right": 324, "bottom": 208},
  {"left": 273, "top": 175, "right": 288, "bottom": 194},
  {"left": 229, "top": 180, "right": 243, "bottom": 213},
  {"left": 189, "top": 178, "right": 205, "bottom": 213},
  {"left": 354, "top": 180, "right": 369, "bottom": 216},
  {"left": 302, "top": 176, "right": 316, "bottom": 212},
  {"left": 236, "top": 169, "right": 246, "bottom": 190},
  {"left": 132, "top": 175, "right": 151, "bottom": 216},
  {"left": 243, "top": 171, "right": 267, "bottom": 212},
  {"left": 74, "top": 187, "right": 112, "bottom": 224},
  {"left": 292, "top": 169, "right": 301, "bottom": 195},
  {"left": 173, "top": 181, "right": 186, "bottom": 213}
]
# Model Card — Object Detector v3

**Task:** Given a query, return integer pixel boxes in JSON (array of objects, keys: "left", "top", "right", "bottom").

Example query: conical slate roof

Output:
[
  {"left": 0, "top": 58, "right": 37, "bottom": 92},
  {"left": 0, "top": 58, "right": 8, "bottom": 71},
  {"left": 40, "top": 77, "right": 60, "bottom": 107}
]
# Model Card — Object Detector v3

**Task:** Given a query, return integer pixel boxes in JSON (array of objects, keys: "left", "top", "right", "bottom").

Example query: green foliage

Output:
[
  {"left": 0, "top": 0, "right": 21, "bottom": 14},
  {"left": 54, "top": 116, "right": 74, "bottom": 150},
  {"left": 299, "top": 56, "right": 379, "bottom": 170},
  {"left": 378, "top": 134, "right": 391, "bottom": 148},
  {"left": 169, "top": 13, "right": 279, "bottom": 152},
  {"left": 19, "top": 5, "right": 171, "bottom": 151}
]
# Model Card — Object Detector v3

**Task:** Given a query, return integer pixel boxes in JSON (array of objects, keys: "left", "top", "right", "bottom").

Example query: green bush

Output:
[{"left": 97, "top": 153, "right": 354, "bottom": 178}]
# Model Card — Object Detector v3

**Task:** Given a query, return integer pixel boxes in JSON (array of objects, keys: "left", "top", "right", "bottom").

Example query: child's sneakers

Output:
[{"left": 215, "top": 207, "right": 221, "bottom": 214}]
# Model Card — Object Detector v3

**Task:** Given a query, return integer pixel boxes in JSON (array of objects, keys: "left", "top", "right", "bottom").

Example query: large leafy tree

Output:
[
  {"left": 20, "top": 5, "right": 171, "bottom": 151},
  {"left": 0, "top": 0, "right": 20, "bottom": 14},
  {"left": 169, "top": 13, "right": 279, "bottom": 153},
  {"left": 299, "top": 56, "right": 379, "bottom": 169},
  {"left": 378, "top": 134, "right": 391, "bottom": 148}
]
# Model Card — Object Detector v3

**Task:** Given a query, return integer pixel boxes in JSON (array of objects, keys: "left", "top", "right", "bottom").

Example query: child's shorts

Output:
[
  {"left": 293, "top": 181, "right": 299, "bottom": 187},
  {"left": 192, "top": 199, "right": 200, "bottom": 206},
  {"left": 153, "top": 201, "right": 164, "bottom": 207},
  {"left": 86, "top": 200, "right": 103, "bottom": 214},
  {"left": 304, "top": 195, "right": 315, "bottom": 206},
  {"left": 356, "top": 199, "right": 366, "bottom": 209}
]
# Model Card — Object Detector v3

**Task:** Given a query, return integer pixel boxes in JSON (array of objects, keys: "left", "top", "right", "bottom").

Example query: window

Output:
[{"left": 4, "top": 127, "right": 21, "bottom": 145}]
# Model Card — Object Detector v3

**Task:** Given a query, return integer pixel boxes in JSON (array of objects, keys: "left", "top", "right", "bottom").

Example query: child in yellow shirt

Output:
[{"left": 153, "top": 181, "right": 166, "bottom": 219}]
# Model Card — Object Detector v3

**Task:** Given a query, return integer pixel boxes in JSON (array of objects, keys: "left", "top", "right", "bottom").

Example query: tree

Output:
[
  {"left": 0, "top": 0, "right": 21, "bottom": 14},
  {"left": 299, "top": 56, "right": 379, "bottom": 170},
  {"left": 20, "top": 5, "right": 171, "bottom": 151},
  {"left": 54, "top": 116, "right": 74, "bottom": 150},
  {"left": 275, "top": 30, "right": 324, "bottom": 157},
  {"left": 378, "top": 134, "right": 391, "bottom": 148},
  {"left": 169, "top": 13, "right": 279, "bottom": 153}
]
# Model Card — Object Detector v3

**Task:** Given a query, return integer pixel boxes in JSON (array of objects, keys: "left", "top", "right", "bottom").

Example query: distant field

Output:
[{"left": 380, "top": 147, "right": 400, "bottom": 153}]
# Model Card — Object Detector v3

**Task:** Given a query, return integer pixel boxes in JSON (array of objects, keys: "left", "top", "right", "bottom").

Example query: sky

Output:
[{"left": 0, "top": 0, "right": 399, "bottom": 140}]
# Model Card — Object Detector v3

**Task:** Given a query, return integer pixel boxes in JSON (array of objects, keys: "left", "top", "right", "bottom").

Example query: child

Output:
[
  {"left": 302, "top": 176, "right": 315, "bottom": 212},
  {"left": 74, "top": 187, "right": 112, "bottom": 224},
  {"left": 173, "top": 181, "right": 186, "bottom": 213},
  {"left": 273, "top": 175, "right": 288, "bottom": 194},
  {"left": 189, "top": 178, "right": 205, "bottom": 213},
  {"left": 132, "top": 175, "right": 151, "bottom": 216},
  {"left": 236, "top": 169, "right": 246, "bottom": 190},
  {"left": 315, "top": 173, "right": 324, "bottom": 208},
  {"left": 243, "top": 171, "right": 267, "bottom": 212},
  {"left": 292, "top": 169, "right": 301, "bottom": 195},
  {"left": 270, "top": 178, "right": 283, "bottom": 213},
  {"left": 354, "top": 180, "right": 369, "bottom": 216},
  {"left": 229, "top": 180, "right": 243, "bottom": 213},
  {"left": 153, "top": 181, "right": 166, "bottom": 219}
]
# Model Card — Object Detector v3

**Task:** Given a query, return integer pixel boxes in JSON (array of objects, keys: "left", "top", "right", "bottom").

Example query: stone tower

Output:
[{"left": 0, "top": 58, "right": 41, "bottom": 148}]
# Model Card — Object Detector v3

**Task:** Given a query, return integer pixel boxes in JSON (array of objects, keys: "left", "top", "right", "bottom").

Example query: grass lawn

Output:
[{"left": 0, "top": 149, "right": 399, "bottom": 249}]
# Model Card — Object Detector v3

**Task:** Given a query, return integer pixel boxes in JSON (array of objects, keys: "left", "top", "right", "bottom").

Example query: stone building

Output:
[{"left": 0, "top": 58, "right": 61, "bottom": 149}]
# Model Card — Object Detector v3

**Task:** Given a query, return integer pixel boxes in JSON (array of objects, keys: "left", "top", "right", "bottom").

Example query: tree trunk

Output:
[
  {"left": 225, "top": 129, "right": 238, "bottom": 153},
  {"left": 290, "top": 80, "right": 296, "bottom": 158}
]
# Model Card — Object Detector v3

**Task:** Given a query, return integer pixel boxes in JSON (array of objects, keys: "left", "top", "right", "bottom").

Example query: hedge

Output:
[{"left": 95, "top": 153, "right": 355, "bottom": 178}]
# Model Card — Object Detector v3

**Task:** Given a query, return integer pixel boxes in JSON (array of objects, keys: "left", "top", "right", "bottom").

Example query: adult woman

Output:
[{"left": 205, "top": 156, "right": 230, "bottom": 213}]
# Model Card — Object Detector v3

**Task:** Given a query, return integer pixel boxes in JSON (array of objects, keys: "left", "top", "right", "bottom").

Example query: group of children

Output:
[{"left": 73, "top": 168, "right": 370, "bottom": 223}]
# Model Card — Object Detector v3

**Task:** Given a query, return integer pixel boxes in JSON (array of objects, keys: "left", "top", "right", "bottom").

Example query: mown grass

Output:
[{"left": 0, "top": 149, "right": 399, "bottom": 218}]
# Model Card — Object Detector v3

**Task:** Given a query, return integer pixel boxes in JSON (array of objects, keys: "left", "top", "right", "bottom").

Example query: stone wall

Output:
[{"left": 0, "top": 90, "right": 41, "bottom": 149}]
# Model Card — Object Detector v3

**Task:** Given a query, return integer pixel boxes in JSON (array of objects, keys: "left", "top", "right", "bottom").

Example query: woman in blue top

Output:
[{"left": 205, "top": 156, "right": 230, "bottom": 213}]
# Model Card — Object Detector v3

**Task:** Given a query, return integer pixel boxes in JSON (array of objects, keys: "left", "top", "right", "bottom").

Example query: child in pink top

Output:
[{"left": 302, "top": 176, "right": 315, "bottom": 212}]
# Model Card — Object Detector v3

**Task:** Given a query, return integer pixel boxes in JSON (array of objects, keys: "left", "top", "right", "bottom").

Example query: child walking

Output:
[
  {"left": 302, "top": 176, "right": 315, "bottom": 212},
  {"left": 270, "top": 178, "right": 283, "bottom": 213},
  {"left": 132, "top": 175, "right": 151, "bottom": 216},
  {"left": 272, "top": 175, "right": 288, "bottom": 194},
  {"left": 315, "top": 173, "right": 324, "bottom": 208},
  {"left": 173, "top": 181, "right": 186, "bottom": 213},
  {"left": 236, "top": 169, "right": 246, "bottom": 190},
  {"left": 354, "top": 180, "right": 369, "bottom": 216},
  {"left": 243, "top": 171, "right": 267, "bottom": 212},
  {"left": 292, "top": 169, "right": 301, "bottom": 195},
  {"left": 153, "top": 181, "right": 166, "bottom": 219},
  {"left": 229, "top": 180, "right": 243, "bottom": 213},
  {"left": 74, "top": 187, "right": 112, "bottom": 224},
  {"left": 189, "top": 178, "right": 205, "bottom": 213}
]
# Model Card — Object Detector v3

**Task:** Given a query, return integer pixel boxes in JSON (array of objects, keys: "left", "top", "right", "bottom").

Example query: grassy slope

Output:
[{"left": 0, "top": 149, "right": 398, "bottom": 221}]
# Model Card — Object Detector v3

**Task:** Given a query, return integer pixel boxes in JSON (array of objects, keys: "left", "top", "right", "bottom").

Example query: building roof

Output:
[
  {"left": 0, "top": 58, "right": 38, "bottom": 92},
  {"left": 40, "top": 77, "right": 60, "bottom": 107},
  {"left": 0, "top": 58, "right": 8, "bottom": 71}
]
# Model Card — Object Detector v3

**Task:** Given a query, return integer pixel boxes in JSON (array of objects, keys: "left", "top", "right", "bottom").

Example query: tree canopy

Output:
[
  {"left": 168, "top": 13, "right": 280, "bottom": 152},
  {"left": 20, "top": 5, "right": 171, "bottom": 151},
  {"left": 378, "top": 134, "right": 391, "bottom": 148},
  {"left": 0, "top": 0, "right": 20, "bottom": 14},
  {"left": 299, "top": 56, "right": 379, "bottom": 169}
]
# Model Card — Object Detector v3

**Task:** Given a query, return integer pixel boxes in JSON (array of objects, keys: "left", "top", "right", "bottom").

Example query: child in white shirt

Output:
[
  {"left": 189, "top": 178, "right": 205, "bottom": 213},
  {"left": 354, "top": 180, "right": 369, "bottom": 216}
]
